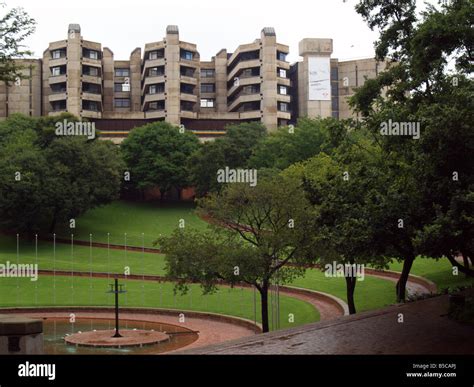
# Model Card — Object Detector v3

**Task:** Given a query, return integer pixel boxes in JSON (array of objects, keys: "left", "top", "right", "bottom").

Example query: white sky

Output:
[{"left": 7, "top": 0, "right": 437, "bottom": 63}]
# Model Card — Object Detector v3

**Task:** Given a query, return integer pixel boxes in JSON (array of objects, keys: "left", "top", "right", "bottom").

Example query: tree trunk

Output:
[
  {"left": 345, "top": 275, "right": 357, "bottom": 314},
  {"left": 49, "top": 208, "right": 59, "bottom": 234},
  {"left": 259, "top": 284, "right": 270, "bottom": 333},
  {"left": 462, "top": 254, "right": 470, "bottom": 278},
  {"left": 396, "top": 254, "right": 415, "bottom": 302}
]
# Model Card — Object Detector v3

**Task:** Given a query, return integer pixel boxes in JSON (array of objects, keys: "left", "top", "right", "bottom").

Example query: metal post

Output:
[{"left": 113, "top": 279, "right": 121, "bottom": 338}]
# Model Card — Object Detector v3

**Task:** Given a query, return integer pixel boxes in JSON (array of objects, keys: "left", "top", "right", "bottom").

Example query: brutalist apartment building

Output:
[{"left": 0, "top": 24, "right": 388, "bottom": 141}]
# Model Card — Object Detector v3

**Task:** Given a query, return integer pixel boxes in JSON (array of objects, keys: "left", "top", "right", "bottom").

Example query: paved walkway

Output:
[{"left": 179, "top": 295, "right": 474, "bottom": 355}]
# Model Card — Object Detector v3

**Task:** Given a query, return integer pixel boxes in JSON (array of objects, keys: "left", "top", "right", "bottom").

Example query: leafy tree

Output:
[
  {"left": 0, "top": 114, "right": 124, "bottom": 235},
  {"left": 249, "top": 118, "right": 344, "bottom": 170},
  {"left": 301, "top": 135, "right": 392, "bottom": 313},
  {"left": 158, "top": 173, "right": 317, "bottom": 332},
  {"left": 350, "top": 0, "right": 474, "bottom": 299},
  {"left": 187, "top": 121, "right": 266, "bottom": 197},
  {"left": 0, "top": 2, "right": 36, "bottom": 84},
  {"left": 121, "top": 121, "right": 199, "bottom": 200}
]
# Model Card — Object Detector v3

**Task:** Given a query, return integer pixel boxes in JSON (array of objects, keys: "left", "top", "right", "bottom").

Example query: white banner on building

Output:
[{"left": 308, "top": 56, "right": 331, "bottom": 101}]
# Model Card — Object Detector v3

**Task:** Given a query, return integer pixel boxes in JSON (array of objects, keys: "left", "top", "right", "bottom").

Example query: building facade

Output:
[{"left": 0, "top": 24, "right": 388, "bottom": 141}]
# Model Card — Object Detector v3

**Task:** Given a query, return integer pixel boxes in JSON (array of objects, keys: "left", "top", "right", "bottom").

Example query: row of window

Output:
[
  {"left": 51, "top": 66, "right": 283, "bottom": 80},
  {"left": 51, "top": 49, "right": 101, "bottom": 60},
  {"left": 52, "top": 98, "right": 289, "bottom": 112}
]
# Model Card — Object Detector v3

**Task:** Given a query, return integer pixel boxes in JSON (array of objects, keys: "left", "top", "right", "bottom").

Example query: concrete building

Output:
[{"left": 0, "top": 24, "right": 389, "bottom": 141}]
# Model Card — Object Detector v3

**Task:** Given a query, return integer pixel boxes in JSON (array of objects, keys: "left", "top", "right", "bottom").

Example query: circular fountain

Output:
[{"left": 64, "top": 329, "right": 169, "bottom": 348}]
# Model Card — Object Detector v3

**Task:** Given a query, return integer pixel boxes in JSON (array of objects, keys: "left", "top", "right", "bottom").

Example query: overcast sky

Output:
[{"left": 7, "top": 0, "right": 437, "bottom": 63}]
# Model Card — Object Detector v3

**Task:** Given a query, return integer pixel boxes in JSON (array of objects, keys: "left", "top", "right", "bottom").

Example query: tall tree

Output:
[
  {"left": 187, "top": 122, "right": 266, "bottom": 197},
  {"left": 302, "top": 136, "right": 392, "bottom": 313},
  {"left": 350, "top": 0, "right": 474, "bottom": 299},
  {"left": 121, "top": 121, "right": 199, "bottom": 200},
  {"left": 158, "top": 173, "right": 317, "bottom": 332}
]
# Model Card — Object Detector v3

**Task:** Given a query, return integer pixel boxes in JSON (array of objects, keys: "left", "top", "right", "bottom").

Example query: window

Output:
[
  {"left": 115, "top": 83, "right": 130, "bottom": 92},
  {"left": 115, "top": 98, "right": 130, "bottom": 108},
  {"left": 200, "top": 98, "right": 215, "bottom": 108},
  {"left": 83, "top": 83, "right": 101, "bottom": 94},
  {"left": 242, "top": 85, "right": 259, "bottom": 94},
  {"left": 52, "top": 50, "right": 63, "bottom": 59},
  {"left": 278, "top": 85, "right": 288, "bottom": 95},
  {"left": 51, "top": 67, "right": 61, "bottom": 76},
  {"left": 149, "top": 101, "right": 164, "bottom": 111},
  {"left": 278, "top": 69, "right": 287, "bottom": 78},
  {"left": 88, "top": 50, "right": 98, "bottom": 60},
  {"left": 180, "top": 66, "right": 195, "bottom": 77},
  {"left": 83, "top": 101, "right": 100, "bottom": 111},
  {"left": 51, "top": 100, "right": 66, "bottom": 111},
  {"left": 148, "top": 84, "right": 164, "bottom": 94},
  {"left": 181, "top": 101, "right": 194, "bottom": 111},
  {"left": 149, "top": 51, "right": 158, "bottom": 60},
  {"left": 201, "top": 69, "right": 215, "bottom": 78},
  {"left": 84, "top": 66, "right": 99, "bottom": 77},
  {"left": 278, "top": 102, "right": 289, "bottom": 112},
  {"left": 181, "top": 50, "right": 193, "bottom": 60},
  {"left": 149, "top": 67, "right": 164, "bottom": 77},
  {"left": 50, "top": 83, "right": 66, "bottom": 93},
  {"left": 277, "top": 51, "right": 287, "bottom": 61},
  {"left": 115, "top": 68, "right": 130, "bottom": 77},
  {"left": 200, "top": 83, "right": 215, "bottom": 93},
  {"left": 180, "top": 83, "right": 194, "bottom": 94}
]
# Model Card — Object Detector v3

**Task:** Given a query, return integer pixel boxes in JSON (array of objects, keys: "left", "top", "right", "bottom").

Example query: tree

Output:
[
  {"left": 0, "top": 2, "right": 36, "bottom": 84},
  {"left": 350, "top": 0, "right": 474, "bottom": 299},
  {"left": 158, "top": 173, "right": 317, "bottom": 332},
  {"left": 301, "top": 136, "right": 391, "bottom": 313},
  {"left": 249, "top": 118, "right": 343, "bottom": 170},
  {"left": 0, "top": 114, "right": 124, "bottom": 235},
  {"left": 121, "top": 121, "right": 199, "bottom": 200},
  {"left": 187, "top": 122, "right": 266, "bottom": 197}
]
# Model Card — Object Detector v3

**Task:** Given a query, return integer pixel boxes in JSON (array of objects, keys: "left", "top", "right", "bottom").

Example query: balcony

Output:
[
  {"left": 227, "top": 76, "right": 261, "bottom": 97},
  {"left": 48, "top": 93, "right": 67, "bottom": 102},
  {"left": 48, "top": 57, "right": 67, "bottom": 67},
  {"left": 82, "top": 92, "right": 102, "bottom": 102},
  {"left": 228, "top": 93, "right": 261, "bottom": 112},
  {"left": 49, "top": 75, "right": 67, "bottom": 85},
  {"left": 142, "top": 76, "right": 165, "bottom": 94},
  {"left": 145, "top": 110, "right": 166, "bottom": 119},
  {"left": 227, "top": 59, "right": 261, "bottom": 82},
  {"left": 277, "top": 111, "right": 291, "bottom": 120},
  {"left": 239, "top": 110, "right": 262, "bottom": 120},
  {"left": 82, "top": 74, "right": 102, "bottom": 84},
  {"left": 180, "top": 93, "right": 198, "bottom": 103},
  {"left": 142, "top": 93, "right": 165, "bottom": 110},
  {"left": 142, "top": 58, "right": 166, "bottom": 77}
]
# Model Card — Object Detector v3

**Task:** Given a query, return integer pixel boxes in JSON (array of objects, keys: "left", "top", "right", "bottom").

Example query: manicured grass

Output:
[
  {"left": 0, "top": 276, "right": 319, "bottom": 331},
  {"left": 290, "top": 268, "right": 397, "bottom": 312},
  {"left": 389, "top": 257, "right": 474, "bottom": 291},
  {"left": 0, "top": 234, "right": 167, "bottom": 276},
  {"left": 55, "top": 201, "right": 208, "bottom": 247}
]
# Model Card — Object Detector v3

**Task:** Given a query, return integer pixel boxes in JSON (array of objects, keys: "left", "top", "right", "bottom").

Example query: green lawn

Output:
[
  {"left": 55, "top": 201, "right": 208, "bottom": 247},
  {"left": 0, "top": 276, "right": 319, "bottom": 331},
  {"left": 388, "top": 257, "right": 474, "bottom": 291},
  {"left": 2, "top": 200, "right": 470, "bottom": 323},
  {"left": 0, "top": 234, "right": 167, "bottom": 276},
  {"left": 290, "top": 268, "right": 397, "bottom": 312}
]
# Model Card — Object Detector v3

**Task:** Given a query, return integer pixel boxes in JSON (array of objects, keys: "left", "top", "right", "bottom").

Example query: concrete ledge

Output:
[
  {"left": 0, "top": 314, "right": 43, "bottom": 335},
  {"left": 0, "top": 307, "right": 262, "bottom": 333}
]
